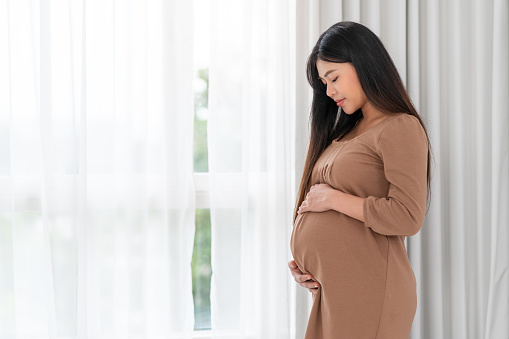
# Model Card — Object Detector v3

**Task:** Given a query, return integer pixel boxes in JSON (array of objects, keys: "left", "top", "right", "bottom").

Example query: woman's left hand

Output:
[{"left": 297, "top": 183, "right": 337, "bottom": 214}]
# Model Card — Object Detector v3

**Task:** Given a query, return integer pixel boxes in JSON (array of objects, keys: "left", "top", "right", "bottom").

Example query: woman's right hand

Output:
[{"left": 288, "top": 259, "right": 320, "bottom": 295}]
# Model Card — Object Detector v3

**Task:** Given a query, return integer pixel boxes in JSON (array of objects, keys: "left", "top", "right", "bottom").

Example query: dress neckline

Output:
[{"left": 331, "top": 114, "right": 400, "bottom": 146}]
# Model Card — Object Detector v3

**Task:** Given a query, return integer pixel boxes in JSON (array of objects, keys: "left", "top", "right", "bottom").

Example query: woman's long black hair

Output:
[{"left": 293, "top": 21, "right": 434, "bottom": 223}]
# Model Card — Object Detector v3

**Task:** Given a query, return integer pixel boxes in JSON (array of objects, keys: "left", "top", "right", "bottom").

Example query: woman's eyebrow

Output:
[{"left": 318, "top": 69, "right": 337, "bottom": 79}]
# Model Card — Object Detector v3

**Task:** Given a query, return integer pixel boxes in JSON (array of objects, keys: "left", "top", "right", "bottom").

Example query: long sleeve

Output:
[{"left": 362, "top": 114, "right": 429, "bottom": 236}]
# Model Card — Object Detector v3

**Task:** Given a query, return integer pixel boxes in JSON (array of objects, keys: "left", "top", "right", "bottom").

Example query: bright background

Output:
[{"left": 0, "top": 0, "right": 507, "bottom": 338}]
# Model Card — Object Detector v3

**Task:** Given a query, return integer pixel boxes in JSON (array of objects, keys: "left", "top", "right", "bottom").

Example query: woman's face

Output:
[{"left": 315, "top": 59, "right": 368, "bottom": 114}]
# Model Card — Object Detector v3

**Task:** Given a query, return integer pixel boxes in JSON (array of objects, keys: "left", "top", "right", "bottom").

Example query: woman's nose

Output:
[{"left": 326, "top": 84, "right": 336, "bottom": 98}]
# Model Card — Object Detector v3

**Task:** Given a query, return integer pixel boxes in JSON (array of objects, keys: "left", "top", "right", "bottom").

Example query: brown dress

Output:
[{"left": 290, "top": 113, "right": 428, "bottom": 339}]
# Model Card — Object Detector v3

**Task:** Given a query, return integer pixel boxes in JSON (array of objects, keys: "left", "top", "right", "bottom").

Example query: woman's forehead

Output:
[{"left": 316, "top": 60, "right": 350, "bottom": 77}]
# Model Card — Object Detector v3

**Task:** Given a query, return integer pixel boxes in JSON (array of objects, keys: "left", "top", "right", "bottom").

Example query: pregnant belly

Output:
[{"left": 290, "top": 210, "right": 389, "bottom": 286}]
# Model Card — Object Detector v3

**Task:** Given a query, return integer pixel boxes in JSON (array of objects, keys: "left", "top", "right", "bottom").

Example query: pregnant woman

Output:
[{"left": 289, "top": 21, "right": 433, "bottom": 338}]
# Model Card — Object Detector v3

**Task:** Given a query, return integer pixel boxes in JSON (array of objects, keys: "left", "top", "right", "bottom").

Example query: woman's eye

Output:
[{"left": 332, "top": 77, "right": 338, "bottom": 82}]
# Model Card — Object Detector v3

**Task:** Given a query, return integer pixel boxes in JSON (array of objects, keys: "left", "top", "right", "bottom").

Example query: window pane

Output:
[
  {"left": 191, "top": 209, "right": 212, "bottom": 330},
  {"left": 193, "top": 0, "right": 210, "bottom": 173},
  {"left": 193, "top": 68, "right": 209, "bottom": 172},
  {"left": 193, "top": 0, "right": 211, "bottom": 331}
]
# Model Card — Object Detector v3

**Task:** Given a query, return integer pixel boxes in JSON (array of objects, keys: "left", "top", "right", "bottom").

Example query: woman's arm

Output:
[
  {"left": 328, "top": 188, "right": 365, "bottom": 222},
  {"left": 297, "top": 183, "right": 365, "bottom": 222},
  {"left": 298, "top": 116, "right": 428, "bottom": 236}
]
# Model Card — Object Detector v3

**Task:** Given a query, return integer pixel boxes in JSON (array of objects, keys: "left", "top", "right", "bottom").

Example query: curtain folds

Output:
[
  {"left": 410, "top": 0, "right": 508, "bottom": 338},
  {"left": 207, "top": 0, "right": 295, "bottom": 337},
  {"left": 0, "top": 0, "right": 196, "bottom": 337}
]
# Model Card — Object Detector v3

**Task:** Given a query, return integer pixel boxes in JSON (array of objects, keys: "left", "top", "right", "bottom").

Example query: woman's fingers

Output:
[
  {"left": 288, "top": 261, "right": 311, "bottom": 283},
  {"left": 300, "top": 280, "right": 320, "bottom": 289},
  {"left": 288, "top": 261, "right": 301, "bottom": 280},
  {"left": 288, "top": 260, "right": 298, "bottom": 270},
  {"left": 288, "top": 260, "right": 320, "bottom": 294},
  {"left": 288, "top": 260, "right": 302, "bottom": 275},
  {"left": 289, "top": 268, "right": 310, "bottom": 283},
  {"left": 300, "top": 282, "right": 320, "bottom": 295}
]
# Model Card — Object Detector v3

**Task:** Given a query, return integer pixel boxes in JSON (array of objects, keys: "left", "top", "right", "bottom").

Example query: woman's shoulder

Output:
[
  {"left": 377, "top": 113, "right": 428, "bottom": 147},
  {"left": 382, "top": 113, "right": 423, "bottom": 131},
  {"left": 387, "top": 112, "right": 420, "bottom": 123}
]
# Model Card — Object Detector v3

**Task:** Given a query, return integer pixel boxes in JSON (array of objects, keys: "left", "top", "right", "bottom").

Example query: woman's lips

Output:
[{"left": 336, "top": 99, "right": 345, "bottom": 106}]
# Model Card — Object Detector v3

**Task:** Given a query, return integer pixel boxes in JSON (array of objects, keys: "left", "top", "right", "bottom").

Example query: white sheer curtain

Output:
[
  {"left": 0, "top": 0, "right": 196, "bottom": 337},
  {"left": 207, "top": 0, "right": 295, "bottom": 337},
  {"left": 296, "top": 1, "right": 509, "bottom": 339}
]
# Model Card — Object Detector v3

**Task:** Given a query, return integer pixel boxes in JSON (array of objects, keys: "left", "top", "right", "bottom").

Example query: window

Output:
[{"left": 192, "top": 0, "right": 212, "bottom": 331}]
